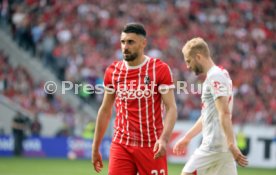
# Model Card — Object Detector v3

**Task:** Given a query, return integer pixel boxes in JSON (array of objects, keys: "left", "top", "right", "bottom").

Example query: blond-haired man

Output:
[{"left": 173, "top": 37, "right": 248, "bottom": 175}]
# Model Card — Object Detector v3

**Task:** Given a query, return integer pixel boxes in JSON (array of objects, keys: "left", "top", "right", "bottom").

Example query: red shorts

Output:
[{"left": 108, "top": 142, "right": 168, "bottom": 175}]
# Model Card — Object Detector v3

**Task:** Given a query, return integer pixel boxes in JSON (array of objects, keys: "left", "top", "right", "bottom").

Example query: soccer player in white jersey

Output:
[{"left": 173, "top": 37, "right": 248, "bottom": 175}]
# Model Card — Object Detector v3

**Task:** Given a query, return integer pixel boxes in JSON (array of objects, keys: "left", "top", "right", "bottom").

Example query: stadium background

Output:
[{"left": 0, "top": 0, "right": 275, "bottom": 174}]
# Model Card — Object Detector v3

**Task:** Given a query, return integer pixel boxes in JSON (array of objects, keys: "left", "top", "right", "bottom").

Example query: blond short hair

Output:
[{"left": 182, "top": 37, "right": 210, "bottom": 58}]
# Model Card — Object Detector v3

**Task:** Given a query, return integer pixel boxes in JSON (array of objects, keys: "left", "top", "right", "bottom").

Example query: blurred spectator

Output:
[
  {"left": 30, "top": 114, "right": 41, "bottom": 137},
  {"left": 62, "top": 106, "right": 75, "bottom": 136},
  {"left": 82, "top": 120, "right": 95, "bottom": 140},
  {"left": 237, "top": 124, "right": 249, "bottom": 156},
  {"left": 12, "top": 112, "right": 29, "bottom": 156},
  {"left": 55, "top": 125, "right": 70, "bottom": 137},
  {"left": 0, "top": 121, "right": 5, "bottom": 135}
]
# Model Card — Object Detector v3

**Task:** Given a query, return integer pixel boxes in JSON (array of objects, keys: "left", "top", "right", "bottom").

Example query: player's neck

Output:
[
  {"left": 125, "top": 54, "right": 146, "bottom": 67},
  {"left": 203, "top": 59, "right": 215, "bottom": 75}
]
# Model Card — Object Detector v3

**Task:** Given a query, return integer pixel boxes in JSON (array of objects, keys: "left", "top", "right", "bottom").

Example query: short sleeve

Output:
[
  {"left": 103, "top": 66, "right": 115, "bottom": 91},
  {"left": 157, "top": 62, "right": 175, "bottom": 91},
  {"left": 208, "top": 74, "right": 232, "bottom": 100}
]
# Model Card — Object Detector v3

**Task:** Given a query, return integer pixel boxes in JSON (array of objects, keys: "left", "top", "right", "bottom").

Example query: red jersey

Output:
[{"left": 104, "top": 56, "right": 174, "bottom": 147}]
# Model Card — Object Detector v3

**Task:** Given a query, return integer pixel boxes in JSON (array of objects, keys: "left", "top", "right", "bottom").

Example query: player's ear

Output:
[
  {"left": 142, "top": 38, "right": 147, "bottom": 48},
  {"left": 195, "top": 53, "right": 202, "bottom": 61}
]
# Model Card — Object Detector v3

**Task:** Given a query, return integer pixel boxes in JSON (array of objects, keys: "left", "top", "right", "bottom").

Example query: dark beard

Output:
[
  {"left": 124, "top": 52, "right": 138, "bottom": 62},
  {"left": 194, "top": 64, "right": 203, "bottom": 75}
]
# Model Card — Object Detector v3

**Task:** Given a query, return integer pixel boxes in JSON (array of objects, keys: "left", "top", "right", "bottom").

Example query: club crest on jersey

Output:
[{"left": 144, "top": 75, "right": 150, "bottom": 85}]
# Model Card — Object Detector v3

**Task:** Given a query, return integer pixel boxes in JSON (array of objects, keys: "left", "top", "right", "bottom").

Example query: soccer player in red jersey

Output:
[{"left": 92, "top": 23, "right": 177, "bottom": 175}]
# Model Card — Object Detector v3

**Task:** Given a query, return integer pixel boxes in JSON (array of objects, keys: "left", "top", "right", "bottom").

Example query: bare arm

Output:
[
  {"left": 173, "top": 116, "right": 202, "bottom": 155},
  {"left": 159, "top": 89, "right": 177, "bottom": 143},
  {"left": 92, "top": 90, "right": 115, "bottom": 172},
  {"left": 215, "top": 96, "right": 235, "bottom": 148},
  {"left": 183, "top": 116, "right": 202, "bottom": 141},
  {"left": 215, "top": 96, "right": 248, "bottom": 167},
  {"left": 154, "top": 89, "right": 177, "bottom": 159}
]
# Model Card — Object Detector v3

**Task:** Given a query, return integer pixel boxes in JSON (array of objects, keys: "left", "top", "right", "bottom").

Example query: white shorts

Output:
[{"left": 183, "top": 149, "right": 237, "bottom": 175}]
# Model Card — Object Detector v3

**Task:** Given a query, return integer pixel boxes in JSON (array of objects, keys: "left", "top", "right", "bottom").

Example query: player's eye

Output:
[{"left": 127, "top": 40, "right": 134, "bottom": 44}]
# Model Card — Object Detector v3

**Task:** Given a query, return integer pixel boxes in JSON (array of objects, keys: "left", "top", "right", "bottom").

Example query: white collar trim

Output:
[{"left": 124, "top": 55, "right": 150, "bottom": 69}]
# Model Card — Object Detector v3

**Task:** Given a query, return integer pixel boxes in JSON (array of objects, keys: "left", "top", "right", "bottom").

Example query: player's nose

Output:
[
  {"left": 123, "top": 43, "right": 130, "bottom": 50},
  {"left": 123, "top": 49, "right": 130, "bottom": 54}
]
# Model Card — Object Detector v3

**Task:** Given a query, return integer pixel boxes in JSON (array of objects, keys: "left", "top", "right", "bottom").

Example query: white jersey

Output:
[{"left": 199, "top": 65, "right": 233, "bottom": 152}]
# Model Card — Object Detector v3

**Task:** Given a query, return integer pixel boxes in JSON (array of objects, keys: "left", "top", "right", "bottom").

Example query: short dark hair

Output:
[{"left": 122, "top": 23, "right": 146, "bottom": 37}]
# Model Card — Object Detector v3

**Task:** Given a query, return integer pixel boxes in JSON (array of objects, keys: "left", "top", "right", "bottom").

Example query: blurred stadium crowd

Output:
[
  {"left": 0, "top": 51, "right": 73, "bottom": 114},
  {"left": 0, "top": 0, "right": 275, "bottom": 133}
]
